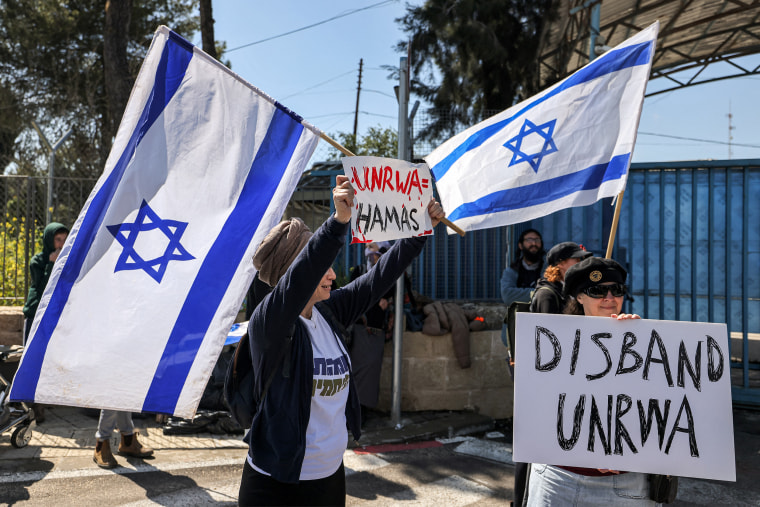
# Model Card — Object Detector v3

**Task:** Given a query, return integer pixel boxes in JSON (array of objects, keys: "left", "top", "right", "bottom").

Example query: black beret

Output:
[
  {"left": 547, "top": 242, "right": 592, "bottom": 266},
  {"left": 563, "top": 257, "right": 627, "bottom": 298}
]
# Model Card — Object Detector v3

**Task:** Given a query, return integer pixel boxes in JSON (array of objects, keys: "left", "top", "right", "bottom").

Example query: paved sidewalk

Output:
[{"left": 0, "top": 405, "right": 495, "bottom": 477}]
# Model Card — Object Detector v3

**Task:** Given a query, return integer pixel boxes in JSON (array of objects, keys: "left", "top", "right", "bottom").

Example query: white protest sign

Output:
[
  {"left": 513, "top": 313, "right": 735, "bottom": 481},
  {"left": 342, "top": 156, "right": 434, "bottom": 243}
]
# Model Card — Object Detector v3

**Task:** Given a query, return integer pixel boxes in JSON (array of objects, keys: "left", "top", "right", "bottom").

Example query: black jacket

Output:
[
  {"left": 529, "top": 277, "right": 565, "bottom": 314},
  {"left": 246, "top": 216, "right": 427, "bottom": 483}
]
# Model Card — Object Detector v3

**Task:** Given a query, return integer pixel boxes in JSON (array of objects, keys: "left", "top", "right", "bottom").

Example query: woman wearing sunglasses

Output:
[{"left": 526, "top": 257, "right": 657, "bottom": 506}]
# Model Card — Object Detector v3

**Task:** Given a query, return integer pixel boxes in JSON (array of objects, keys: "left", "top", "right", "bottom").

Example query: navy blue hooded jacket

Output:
[{"left": 246, "top": 216, "right": 427, "bottom": 483}]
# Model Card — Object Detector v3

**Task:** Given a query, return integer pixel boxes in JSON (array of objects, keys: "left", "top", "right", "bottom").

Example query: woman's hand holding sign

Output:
[{"left": 333, "top": 175, "right": 354, "bottom": 224}]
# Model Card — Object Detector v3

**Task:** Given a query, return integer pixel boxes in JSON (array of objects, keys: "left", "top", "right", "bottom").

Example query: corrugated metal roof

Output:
[{"left": 538, "top": 0, "right": 760, "bottom": 94}]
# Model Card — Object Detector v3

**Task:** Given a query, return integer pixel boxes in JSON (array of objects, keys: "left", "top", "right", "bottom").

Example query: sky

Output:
[{"left": 207, "top": 1, "right": 760, "bottom": 165}]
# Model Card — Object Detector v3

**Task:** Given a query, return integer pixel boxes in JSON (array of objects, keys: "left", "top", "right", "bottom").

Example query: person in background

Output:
[
  {"left": 21, "top": 221, "right": 69, "bottom": 424},
  {"left": 500, "top": 229, "right": 544, "bottom": 306},
  {"left": 23, "top": 222, "right": 69, "bottom": 344},
  {"left": 93, "top": 410, "right": 154, "bottom": 469},
  {"left": 530, "top": 242, "right": 592, "bottom": 314},
  {"left": 512, "top": 241, "right": 592, "bottom": 506},
  {"left": 238, "top": 175, "right": 444, "bottom": 506},
  {"left": 348, "top": 242, "right": 393, "bottom": 426},
  {"left": 526, "top": 257, "right": 653, "bottom": 506}
]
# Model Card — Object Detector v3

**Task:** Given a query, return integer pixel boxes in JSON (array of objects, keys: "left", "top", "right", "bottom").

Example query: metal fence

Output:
[
  {"left": 0, "top": 175, "right": 97, "bottom": 305},
  {"left": 2, "top": 159, "right": 758, "bottom": 404}
]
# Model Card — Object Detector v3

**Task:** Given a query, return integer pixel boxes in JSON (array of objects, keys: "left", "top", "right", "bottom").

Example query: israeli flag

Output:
[
  {"left": 10, "top": 27, "right": 320, "bottom": 418},
  {"left": 426, "top": 22, "right": 659, "bottom": 232}
]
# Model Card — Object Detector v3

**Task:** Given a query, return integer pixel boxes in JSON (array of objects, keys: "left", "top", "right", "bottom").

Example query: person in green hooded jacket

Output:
[{"left": 23, "top": 222, "right": 69, "bottom": 343}]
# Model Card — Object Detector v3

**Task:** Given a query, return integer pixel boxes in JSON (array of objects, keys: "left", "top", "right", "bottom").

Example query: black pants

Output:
[
  {"left": 238, "top": 460, "right": 345, "bottom": 506},
  {"left": 514, "top": 461, "right": 529, "bottom": 506}
]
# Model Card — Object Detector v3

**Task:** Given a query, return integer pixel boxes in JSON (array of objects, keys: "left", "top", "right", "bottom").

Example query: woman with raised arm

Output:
[{"left": 237, "top": 175, "right": 444, "bottom": 506}]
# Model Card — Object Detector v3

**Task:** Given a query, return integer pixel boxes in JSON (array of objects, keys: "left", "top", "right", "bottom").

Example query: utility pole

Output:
[
  {"left": 353, "top": 59, "right": 363, "bottom": 143},
  {"left": 728, "top": 100, "right": 735, "bottom": 159},
  {"left": 391, "top": 56, "right": 410, "bottom": 429}
]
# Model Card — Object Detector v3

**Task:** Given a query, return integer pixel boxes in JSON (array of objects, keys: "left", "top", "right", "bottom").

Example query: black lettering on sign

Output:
[
  {"left": 677, "top": 340, "right": 702, "bottom": 392},
  {"left": 535, "top": 326, "right": 562, "bottom": 372},
  {"left": 409, "top": 208, "right": 419, "bottom": 231},
  {"left": 586, "top": 332, "right": 613, "bottom": 381},
  {"left": 665, "top": 395, "right": 699, "bottom": 457},
  {"left": 356, "top": 202, "right": 371, "bottom": 234},
  {"left": 371, "top": 205, "right": 384, "bottom": 232},
  {"left": 557, "top": 393, "right": 585, "bottom": 451},
  {"left": 569, "top": 329, "right": 581, "bottom": 375},
  {"left": 614, "top": 394, "right": 637, "bottom": 455},
  {"left": 587, "top": 395, "right": 612, "bottom": 455},
  {"left": 385, "top": 206, "right": 400, "bottom": 230},
  {"left": 707, "top": 335, "right": 724, "bottom": 382},
  {"left": 637, "top": 398, "right": 671, "bottom": 450},
  {"left": 643, "top": 329, "right": 674, "bottom": 386},
  {"left": 616, "top": 331, "right": 643, "bottom": 375}
]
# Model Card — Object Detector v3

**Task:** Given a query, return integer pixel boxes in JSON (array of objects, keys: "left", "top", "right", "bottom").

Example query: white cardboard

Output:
[{"left": 513, "top": 313, "right": 735, "bottom": 481}]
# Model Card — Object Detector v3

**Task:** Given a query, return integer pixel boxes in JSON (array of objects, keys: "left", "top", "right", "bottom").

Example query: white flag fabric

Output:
[
  {"left": 10, "top": 27, "right": 320, "bottom": 418},
  {"left": 425, "top": 22, "right": 659, "bottom": 233}
]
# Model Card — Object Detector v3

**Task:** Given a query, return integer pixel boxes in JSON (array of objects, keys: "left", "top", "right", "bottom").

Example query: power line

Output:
[
  {"left": 638, "top": 131, "right": 760, "bottom": 149},
  {"left": 280, "top": 69, "right": 356, "bottom": 100},
  {"left": 226, "top": 0, "right": 397, "bottom": 53}
]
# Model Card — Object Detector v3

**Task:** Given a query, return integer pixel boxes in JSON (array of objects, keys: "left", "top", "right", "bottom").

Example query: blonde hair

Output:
[{"left": 544, "top": 264, "right": 562, "bottom": 283}]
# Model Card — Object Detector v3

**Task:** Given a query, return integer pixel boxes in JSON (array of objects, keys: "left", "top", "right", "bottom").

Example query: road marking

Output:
[
  {"left": 454, "top": 438, "right": 514, "bottom": 465},
  {"left": 344, "top": 450, "right": 389, "bottom": 475},
  {"left": 0, "top": 457, "right": 243, "bottom": 484}
]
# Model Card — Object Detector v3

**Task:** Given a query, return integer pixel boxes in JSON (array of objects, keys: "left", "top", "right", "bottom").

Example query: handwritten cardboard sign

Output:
[
  {"left": 513, "top": 313, "right": 735, "bottom": 481},
  {"left": 341, "top": 156, "right": 434, "bottom": 243}
]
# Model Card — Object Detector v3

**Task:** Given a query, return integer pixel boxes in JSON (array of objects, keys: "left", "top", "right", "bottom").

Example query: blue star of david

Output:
[
  {"left": 503, "top": 118, "right": 559, "bottom": 173},
  {"left": 106, "top": 200, "right": 195, "bottom": 283}
]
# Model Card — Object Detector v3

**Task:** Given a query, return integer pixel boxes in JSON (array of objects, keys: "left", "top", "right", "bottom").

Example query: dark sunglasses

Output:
[{"left": 582, "top": 283, "right": 627, "bottom": 298}]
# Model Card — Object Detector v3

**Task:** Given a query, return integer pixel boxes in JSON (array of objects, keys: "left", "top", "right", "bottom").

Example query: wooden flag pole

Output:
[
  {"left": 318, "top": 131, "right": 466, "bottom": 237},
  {"left": 605, "top": 190, "right": 625, "bottom": 259}
]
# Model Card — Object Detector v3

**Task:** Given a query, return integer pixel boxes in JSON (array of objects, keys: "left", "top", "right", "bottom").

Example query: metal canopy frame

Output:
[{"left": 537, "top": 0, "right": 760, "bottom": 96}]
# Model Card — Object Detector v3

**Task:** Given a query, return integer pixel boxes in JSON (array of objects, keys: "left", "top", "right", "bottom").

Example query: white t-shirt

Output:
[{"left": 248, "top": 306, "right": 351, "bottom": 480}]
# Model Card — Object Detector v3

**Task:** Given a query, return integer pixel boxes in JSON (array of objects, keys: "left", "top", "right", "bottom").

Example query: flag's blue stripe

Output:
[
  {"left": 431, "top": 40, "right": 653, "bottom": 182},
  {"left": 141, "top": 108, "right": 305, "bottom": 414},
  {"left": 447, "top": 153, "right": 630, "bottom": 222},
  {"left": 9, "top": 35, "right": 193, "bottom": 402}
]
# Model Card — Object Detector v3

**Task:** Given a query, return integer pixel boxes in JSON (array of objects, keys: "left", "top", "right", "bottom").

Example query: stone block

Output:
[
  {"left": 404, "top": 390, "right": 474, "bottom": 412},
  {"left": 0, "top": 330, "right": 22, "bottom": 347},
  {"left": 446, "top": 357, "right": 483, "bottom": 389},
  {"left": 406, "top": 358, "right": 447, "bottom": 390},
  {"left": 469, "top": 331, "right": 492, "bottom": 358},
  {"left": 483, "top": 357, "right": 513, "bottom": 388},
  {"left": 429, "top": 333, "right": 453, "bottom": 357},
  {"left": 473, "top": 387, "right": 513, "bottom": 419},
  {"left": 401, "top": 332, "right": 432, "bottom": 358}
]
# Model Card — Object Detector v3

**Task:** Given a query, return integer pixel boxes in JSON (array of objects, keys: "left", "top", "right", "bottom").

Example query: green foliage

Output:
[
  {"left": 394, "top": 0, "right": 555, "bottom": 140},
  {"left": 0, "top": 0, "right": 201, "bottom": 178},
  {"left": 0, "top": 215, "right": 43, "bottom": 305},
  {"left": 327, "top": 125, "right": 399, "bottom": 159}
]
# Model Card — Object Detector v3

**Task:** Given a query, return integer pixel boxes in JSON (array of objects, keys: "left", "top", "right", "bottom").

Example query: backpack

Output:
[
  {"left": 503, "top": 300, "right": 531, "bottom": 366},
  {"left": 223, "top": 302, "right": 352, "bottom": 429}
]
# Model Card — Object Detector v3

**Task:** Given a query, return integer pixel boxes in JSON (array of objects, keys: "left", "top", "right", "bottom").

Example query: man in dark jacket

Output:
[
  {"left": 23, "top": 222, "right": 69, "bottom": 343},
  {"left": 500, "top": 229, "right": 544, "bottom": 306}
]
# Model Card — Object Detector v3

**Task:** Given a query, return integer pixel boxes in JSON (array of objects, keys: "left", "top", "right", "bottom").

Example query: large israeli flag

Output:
[
  {"left": 10, "top": 27, "right": 320, "bottom": 418},
  {"left": 426, "top": 22, "right": 659, "bottom": 232}
]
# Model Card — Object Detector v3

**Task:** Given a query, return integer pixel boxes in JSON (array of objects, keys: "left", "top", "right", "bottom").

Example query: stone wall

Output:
[
  {"left": 376, "top": 329, "right": 515, "bottom": 419},
  {"left": 0, "top": 307, "right": 23, "bottom": 346}
]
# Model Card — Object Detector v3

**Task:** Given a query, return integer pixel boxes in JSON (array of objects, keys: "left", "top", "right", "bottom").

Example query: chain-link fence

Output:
[{"left": 0, "top": 175, "right": 97, "bottom": 305}]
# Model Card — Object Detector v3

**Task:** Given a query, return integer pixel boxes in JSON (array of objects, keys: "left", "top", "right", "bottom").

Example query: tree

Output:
[
  {"left": 395, "top": 0, "right": 555, "bottom": 141},
  {"left": 327, "top": 125, "right": 398, "bottom": 160},
  {"left": 0, "top": 0, "right": 200, "bottom": 178}
]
